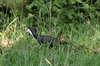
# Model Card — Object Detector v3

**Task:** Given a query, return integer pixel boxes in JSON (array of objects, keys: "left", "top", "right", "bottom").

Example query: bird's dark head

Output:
[{"left": 25, "top": 27, "right": 38, "bottom": 36}]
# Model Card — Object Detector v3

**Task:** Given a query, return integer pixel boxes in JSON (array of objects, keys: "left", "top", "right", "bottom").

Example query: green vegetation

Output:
[{"left": 0, "top": 0, "right": 100, "bottom": 66}]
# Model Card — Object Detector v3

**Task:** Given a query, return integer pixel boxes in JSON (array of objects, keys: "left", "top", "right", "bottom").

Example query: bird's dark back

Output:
[{"left": 34, "top": 35, "right": 56, "bottom": 44}]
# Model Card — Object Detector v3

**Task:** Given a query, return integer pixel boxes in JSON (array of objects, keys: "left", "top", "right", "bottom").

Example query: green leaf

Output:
[
  {"left": 68, "top": 13, "right": 73, "bottom": 19},
  {"left": 89, "top": 13, "right": 95, "bottom": 19},
  {"left": 78, "top": 13, "right": 83, "bottom": 18},
  {"left": 76, "top": 0, "right": 82, "bottom": 3},
  {"left": 84, "top": 4, "right": 90, "bottom": 8},
  {"left": 70, "top": 0, "right": 76, "bottom": 4}
]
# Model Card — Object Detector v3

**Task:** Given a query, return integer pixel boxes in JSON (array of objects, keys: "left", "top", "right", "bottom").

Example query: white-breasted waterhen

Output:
[{"left": 25, "top": 27, "right": 69, "bottom": 47}]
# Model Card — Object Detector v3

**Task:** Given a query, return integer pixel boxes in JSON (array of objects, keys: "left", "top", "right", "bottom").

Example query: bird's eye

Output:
[{"left": 25, "top": 28, "right": 28, "bottom": 31}]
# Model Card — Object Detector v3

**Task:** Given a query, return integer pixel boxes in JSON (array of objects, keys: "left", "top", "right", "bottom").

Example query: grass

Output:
[
  {"left": 0, "top": 1, "right": 100, "bottom": 65},
  {"left": 0, "top": 17, "right": 100, "bottom": 66}
]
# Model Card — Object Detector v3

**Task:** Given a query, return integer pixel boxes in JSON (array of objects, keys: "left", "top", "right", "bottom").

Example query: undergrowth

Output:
[
  {"left": 0, "top": 18, "right": 100, "bottom": 66},
  {"left": 0, "top": 0, "right": 100, "bottom": 66}
]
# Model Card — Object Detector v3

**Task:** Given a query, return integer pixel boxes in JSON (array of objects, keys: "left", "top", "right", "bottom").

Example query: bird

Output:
[{"left": 25, "top": 27, "right": 70, "bottom": 47}]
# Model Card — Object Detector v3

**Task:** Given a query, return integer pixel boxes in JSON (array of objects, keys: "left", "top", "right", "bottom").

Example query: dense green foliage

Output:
[
  {"left": 0, "top": 0, "right": 100, "bottom": 66},
  {"left": 25, "top": 0, "right": 100, "bottom": 23},
  {"left": 1, "top": 0, "right": 100, "bottom": 26}
]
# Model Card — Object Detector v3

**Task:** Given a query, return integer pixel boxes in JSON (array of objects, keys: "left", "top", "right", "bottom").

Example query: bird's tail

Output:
[
  {"left": 56, "top": 30, "right": 64, "bottom": 41},
  {"left": 56, "top": 30, "right": 72, "bottom": 45}
]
